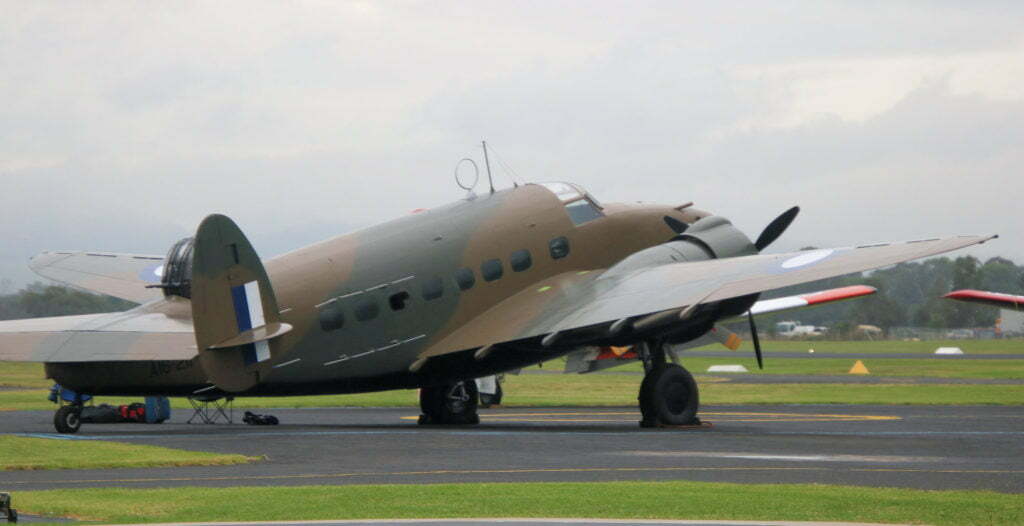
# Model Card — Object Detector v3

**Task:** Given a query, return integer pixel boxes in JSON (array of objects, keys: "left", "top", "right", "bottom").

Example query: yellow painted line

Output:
[{"left": 8, "top": 465, "right": 1022, "bottom": 486}]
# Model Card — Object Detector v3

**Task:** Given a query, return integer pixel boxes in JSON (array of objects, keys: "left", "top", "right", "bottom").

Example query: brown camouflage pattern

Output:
[{"left": 0, "top": 182, "right": 995, "bottom": 397}]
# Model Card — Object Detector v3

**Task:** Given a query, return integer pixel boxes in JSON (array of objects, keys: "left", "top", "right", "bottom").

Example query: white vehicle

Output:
[{"left": 775, "top": 320, "right": 827, "bottom": 337}]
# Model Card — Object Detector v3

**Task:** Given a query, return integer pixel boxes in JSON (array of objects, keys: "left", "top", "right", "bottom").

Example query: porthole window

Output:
[
  {"left": 421, "top": 277, "right": 444, "bottom": 300},
  {"left": 354, "top": 298, "right": 379, "bottom": 322},
  {"left": 481, "top": 259, "right": 503, "bottom": 282},
  {"left": 510, "top": 249, "right": 532, "bottom": 272},
  {"left": 549, "top": 236, "right": 570, "bottom": 260},
  {"left": 389, "top": 291, "right": 410, "bottom": 311},
  {"left": 319, "top": 306, "right": 345, "bottom": 331},
  {"left": 455, "top": 268, "right": 476, "bottom": 291}
]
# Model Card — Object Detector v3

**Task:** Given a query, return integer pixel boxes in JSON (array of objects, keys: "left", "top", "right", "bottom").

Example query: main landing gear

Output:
[
  {"left": 637, "top": 341, "right": 700, "bottom": 428},
  {"left": 418, "top": 380, "right": 480, "bottom": 425}
]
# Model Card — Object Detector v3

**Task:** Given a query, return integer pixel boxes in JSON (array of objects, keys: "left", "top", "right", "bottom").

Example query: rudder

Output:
[{"left": 190, "top": 214, "right": 291, "bottom": 392}]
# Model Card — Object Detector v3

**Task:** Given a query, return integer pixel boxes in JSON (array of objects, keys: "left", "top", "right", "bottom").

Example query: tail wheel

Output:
[
  {"left": 638, "top": 363, "right": 700, "bottom": 427},
  {"left": 54, "top": 405, "right": 82, "bottom": 434},
  {"left": 418, "top": 381, "right": 480, "bottom": 425}
]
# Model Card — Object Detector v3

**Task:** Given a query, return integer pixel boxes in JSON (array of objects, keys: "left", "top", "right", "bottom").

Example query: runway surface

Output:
[
  {"left": 3, "top": 404, "right": 1022, "bottom": 493},
  {"left": 526, "top": 370, "right": 1024, "bottom": 384}
]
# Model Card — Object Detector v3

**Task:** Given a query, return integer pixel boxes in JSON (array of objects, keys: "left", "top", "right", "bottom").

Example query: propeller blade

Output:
[
  {"left": 664, "top": 216, "right": 689, "bottom": 234},
  {"left": 755, "top": 206, "right": 800, "bottom": 251},
  {"left": 747, "top": 311, "right": 764, "bottom": 370}
]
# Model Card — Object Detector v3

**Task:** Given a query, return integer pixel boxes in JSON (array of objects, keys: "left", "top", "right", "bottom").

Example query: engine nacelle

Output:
[
  {"left": 160, "top": 237, "right": 195, "bottom": 299},
  {"left": 606, "top": 216, "right": 757, "bottom": 277}
]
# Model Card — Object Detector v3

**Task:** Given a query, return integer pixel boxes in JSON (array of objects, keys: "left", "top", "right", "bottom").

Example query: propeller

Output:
[
  {"left": 755, "top": 206, "right": 800, "bottom": 251},
  {"left": 663, "top": 216, "right": 689, "bottom": 235},
  {"left": 747, "top": 311, "right": 764, "bottom": 370}
]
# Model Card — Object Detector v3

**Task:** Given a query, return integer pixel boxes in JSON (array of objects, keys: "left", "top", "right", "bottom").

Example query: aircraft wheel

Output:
[
  {"left": 419, "top": 381, "right": 480, "bottom": 425},
  {"left": 54, "top": 405, "right": 82, "bottom": 434},
  {"left": 638, "top": 363, "right": 699, "bottom": 427}
]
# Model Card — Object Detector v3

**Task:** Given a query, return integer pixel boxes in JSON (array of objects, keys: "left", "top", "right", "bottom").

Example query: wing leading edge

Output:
[
  {"left": 0, "top": 297, "right": 195, "bottom": 363},
  {"left": 29, "top": 251, "right": 166, "bottom": 304},
  {"left": 422, "top": 235, "right": 995, "bottom": 358},
  {"left": 945, "top": 289, "right": 1024, "bottom": 311}
]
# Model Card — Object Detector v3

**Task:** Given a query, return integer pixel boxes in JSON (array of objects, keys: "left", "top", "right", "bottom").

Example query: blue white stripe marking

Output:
[{"left": 231, "top": 280, "right": 271, "bottom": 365}]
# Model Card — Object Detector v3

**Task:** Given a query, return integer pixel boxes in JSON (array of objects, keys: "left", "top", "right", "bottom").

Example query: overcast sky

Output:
[{"left": 2, "top": 1, "right": 1022, "bottom": 290}]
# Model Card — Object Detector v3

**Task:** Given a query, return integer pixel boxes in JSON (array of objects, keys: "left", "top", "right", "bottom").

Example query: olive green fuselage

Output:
[{"left": 48, "top": 185, "right": 705, "bottom": 397}]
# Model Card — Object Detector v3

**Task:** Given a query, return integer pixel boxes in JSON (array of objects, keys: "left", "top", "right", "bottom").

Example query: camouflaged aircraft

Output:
[{"left": 0, "top": 181, "right": 997, "bottom": 433}]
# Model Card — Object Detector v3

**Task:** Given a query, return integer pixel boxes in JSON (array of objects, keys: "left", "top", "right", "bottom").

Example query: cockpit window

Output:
[
  {"left": 565, "top": 200, "right": 603, "bottom": 225},
  {"left": 537, "top": 182, "right": 605, "bottom": 225},
  {"left": 538, "top": 182, "right": 582, "bottom": 203}
]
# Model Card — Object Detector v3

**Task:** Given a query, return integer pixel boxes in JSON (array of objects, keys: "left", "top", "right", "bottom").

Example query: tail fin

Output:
[{"left": 191, "top": 214, "right": 291, "bottom": 392}]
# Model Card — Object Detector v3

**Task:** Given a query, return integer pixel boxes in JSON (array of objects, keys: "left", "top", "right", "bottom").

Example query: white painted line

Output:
[
  {"left": 623, "top": 451, "right": 936, "bottom": 463},
  {"left": 273, "top": 358, "right": 301, "bottom": 369}
]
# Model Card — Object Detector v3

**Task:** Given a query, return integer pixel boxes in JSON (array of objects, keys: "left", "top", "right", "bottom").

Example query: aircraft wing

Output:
[
  {"left": 564, "top": 284, "right": 876, "bottom": 373},
  {"left": 0, "top": 297, "right": 195, "bottom": 363},
  {"left": 29, "top": 250, "right": 166, "bottom": 304},
  {"left": 945, "top": 289, "right": 1024, "bottom": 311},
  {"left": 421, "top": 235, "right": 994, "bottom": 358}
]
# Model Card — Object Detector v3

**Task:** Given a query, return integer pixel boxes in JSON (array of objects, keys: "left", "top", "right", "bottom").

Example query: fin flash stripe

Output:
[{"left": 230, "top": 281, "right": 271, "bottom": 365}]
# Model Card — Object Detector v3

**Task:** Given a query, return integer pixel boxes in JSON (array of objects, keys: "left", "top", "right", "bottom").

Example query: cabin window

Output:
[
  {"left": 354, "top": 298, "right": 379, "bottom": 321},
  {"left": 389, "top": 291, "right": 410, "bottom": 311},
  {"left": 481, "top": 259, "right": 503, "bottom": 282},
  {"left": 421, "top": 277, "right": 444, "bottom": 300},
  {"left": 549, "top": 236, "right": 570, "bottom": 260},
  {"left": 455, "top": 268, "right": 476, "bottom": 290},
  {"left": 510, "top": 249, "right": 532, "bottom": 272},
  {"left": 565, "top": 199, "right": 603, "bottom": 226},
  {"left": 319, "top": 306, "right": 345, "bottom": 331}
]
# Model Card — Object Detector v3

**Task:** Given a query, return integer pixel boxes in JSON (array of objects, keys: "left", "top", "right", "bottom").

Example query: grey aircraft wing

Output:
[
  {"left": 29, "top": 251, "right": 167, "bottom": 303},
  {"left": 0, "top": 297, "right": 195, "bottom": 363},
  {"left": 421, "top": 234, "right": 995, "bottom": 358}
]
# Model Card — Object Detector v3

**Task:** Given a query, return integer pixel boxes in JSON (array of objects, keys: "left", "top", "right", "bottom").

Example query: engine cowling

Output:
[{"left": 606, "top": 215, "right": 757, "bottom": 277}]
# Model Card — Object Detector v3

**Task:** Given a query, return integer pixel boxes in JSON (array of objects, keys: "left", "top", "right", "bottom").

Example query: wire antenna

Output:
[
  {"left": 482, "top": 141, "right": 495, "bottom": 194},
  {"left": 488, "top": 143, "right": 522, "bottom": 188}
]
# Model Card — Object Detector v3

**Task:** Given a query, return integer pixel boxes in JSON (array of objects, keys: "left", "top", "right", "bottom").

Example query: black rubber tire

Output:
[
  {"left": 7, "top": 508, "right": 16, "bottom": 523},
  {"left": 54, "top": 406, "right": 82, "bottom": 434},
  {"left": 638, "top": 363, "right": 700, "bottom": 426},
  {"left": 479, "top": 381, "right": 503, "bottom": 408},
  {"left": 419, "top": 381, "right": 480, "bottom": 425}
]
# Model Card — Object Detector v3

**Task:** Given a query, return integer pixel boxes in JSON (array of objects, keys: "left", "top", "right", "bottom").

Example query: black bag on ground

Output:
[{"left": 243, "top": 411, "right": 279, "bottom": 425}]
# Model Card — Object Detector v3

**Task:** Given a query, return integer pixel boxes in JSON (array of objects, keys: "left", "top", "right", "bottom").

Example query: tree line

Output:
[{"left": 760, "top": 255, "right": 1024, "bottom": 333}]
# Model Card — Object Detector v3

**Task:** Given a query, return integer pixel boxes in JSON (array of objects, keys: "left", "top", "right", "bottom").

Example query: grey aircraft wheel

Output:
[
  {"left": 638, "top": 363, "right": 700, "bottom": 427},
  {"left": 418, "top": 381, "right": 480, "bottom": 425},
  {"left": 54, "top": 405, "right": 82, "bottom": 434}
]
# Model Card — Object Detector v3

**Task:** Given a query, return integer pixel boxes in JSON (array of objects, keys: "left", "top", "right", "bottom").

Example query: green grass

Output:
[
  {"left": 3, "top": 376, "right": 1023, "bottom": 411},
  {"left": 692, "top": 338, "right": 1024, "bottom": 354},
  {"left": 0, "top": 362, "right": 52, "bottom": 388},
  {"left": 0, "top": 435, "right": 256, "bottom": 471},
  {"left": 613, "top": 356, "right": 1024, "bottom": 378},
  {"left": 13, "top": 481, "right": 1024, "bottom": 525},
  {"left": 3, "top": 339, "right": 1022, "bottom": 412}
]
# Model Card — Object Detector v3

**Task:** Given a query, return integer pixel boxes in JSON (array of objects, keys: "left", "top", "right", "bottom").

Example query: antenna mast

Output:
[{"left": 482, "top": 140, "right": 495, "bottom": 194}]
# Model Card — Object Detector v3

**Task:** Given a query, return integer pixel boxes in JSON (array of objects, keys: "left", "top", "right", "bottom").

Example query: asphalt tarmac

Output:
[{"left": 3, "top": 404, "right": 1022, "bottom": 493}]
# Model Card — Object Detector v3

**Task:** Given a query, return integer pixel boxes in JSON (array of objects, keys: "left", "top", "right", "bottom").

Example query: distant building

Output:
[{"left": 999, "top": 309, "right": 1024, "bottom": 336}]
